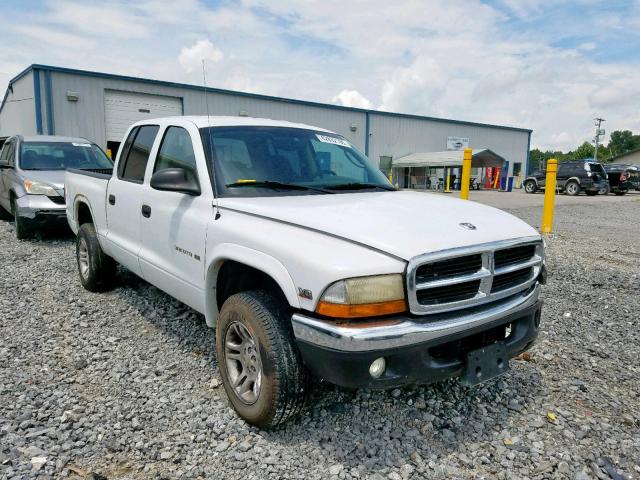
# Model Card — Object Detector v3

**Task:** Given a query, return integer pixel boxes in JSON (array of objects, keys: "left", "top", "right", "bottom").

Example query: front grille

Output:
[
  {"left": 492, "top": 267, "right": 533, "bottom": 292},
  {"left": 417, "top": 280, "right": 481, "bottom": 305},
  {"left": 495, "top": 245, "right": 536, "bottom": 269},
  {"left": 416, "top": 254, "right": 482, "bottom": 283},
  {"left": 407, "top": 239, "right": 543, "bottom": 315}
]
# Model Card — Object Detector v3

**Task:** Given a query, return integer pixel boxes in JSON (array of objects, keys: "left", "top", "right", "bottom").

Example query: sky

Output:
[{"left": 1, "top": 0, "right": 638, "bottom": 151}]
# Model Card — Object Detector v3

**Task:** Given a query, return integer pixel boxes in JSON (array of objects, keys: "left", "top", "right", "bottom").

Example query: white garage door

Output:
[{"left": 104, "top": 90, "right": 183, "bottom": 142}]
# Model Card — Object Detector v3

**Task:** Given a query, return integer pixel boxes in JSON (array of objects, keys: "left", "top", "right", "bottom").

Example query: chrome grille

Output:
[{"left": 407, "top": 237, "right": 543, "bottom": 315}]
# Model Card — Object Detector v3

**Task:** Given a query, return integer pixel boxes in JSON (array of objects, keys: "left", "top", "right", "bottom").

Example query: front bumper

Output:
[
  {"left": 293, "top": 284, "right": 542, "bottom": 388},
  {"left": 16, "top": 194, "right": 67, "bottom": 226}
]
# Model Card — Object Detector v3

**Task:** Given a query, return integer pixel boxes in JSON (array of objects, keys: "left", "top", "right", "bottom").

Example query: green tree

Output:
[{"left": 608, "top": 130, "right": 636, "bottom": 157}]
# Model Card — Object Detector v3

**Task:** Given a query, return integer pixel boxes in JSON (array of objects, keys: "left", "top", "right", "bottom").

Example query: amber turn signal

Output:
[{"left": 315, "top": 299, "right": 407, "bottom": 319}]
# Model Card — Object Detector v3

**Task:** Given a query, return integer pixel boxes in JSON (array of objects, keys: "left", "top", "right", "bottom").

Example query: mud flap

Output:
[{"left": 460, "top": 341, "right": 509, "bottom": 386}]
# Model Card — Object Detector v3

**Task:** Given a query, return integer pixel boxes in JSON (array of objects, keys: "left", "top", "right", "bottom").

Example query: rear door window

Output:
[
  {"left": 557, "top": 164, "right": 571, "bottom": 177},
  {"left": 118, "top": 125, "right": 159, "bottom": 182}
]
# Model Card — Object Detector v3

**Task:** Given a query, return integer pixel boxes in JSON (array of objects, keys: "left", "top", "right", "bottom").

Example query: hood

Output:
[
  {"left": 219, "top": 190, "right": 540, "bottom": 261},
  {"left": 19, "top": 170, "right": 65, "bottom": 194}
]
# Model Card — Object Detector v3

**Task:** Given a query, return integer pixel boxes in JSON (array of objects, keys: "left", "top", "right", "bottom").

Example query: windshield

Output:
[
  {"left": 19, "top": 141, "right": 113, "bottom": 171},
  {"left": 201, "top": 126, "right": 393, "bottom": 196}
]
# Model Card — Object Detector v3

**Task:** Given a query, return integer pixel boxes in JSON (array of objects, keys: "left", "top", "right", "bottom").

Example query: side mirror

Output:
[{"left": 150, "top": 168, "right": 201, "bottom": 196}]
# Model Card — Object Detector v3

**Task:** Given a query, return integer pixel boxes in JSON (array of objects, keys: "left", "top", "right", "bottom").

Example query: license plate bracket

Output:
[{"left": 460, "top": 341, "right": 509, "bottom": 386}]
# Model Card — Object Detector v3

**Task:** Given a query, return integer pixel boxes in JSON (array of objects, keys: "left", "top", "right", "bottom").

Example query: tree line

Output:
[{"left": 530, "top": 130, "right": 640, "bottom": 169}]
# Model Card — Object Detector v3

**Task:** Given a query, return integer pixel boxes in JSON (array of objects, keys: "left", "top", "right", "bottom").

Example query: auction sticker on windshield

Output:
[
  {"left": 316, "top": 134, "right": 350, "bottom": 148},
  {"left": 72, "top": 143, "right": 92, "bottom": 147}
]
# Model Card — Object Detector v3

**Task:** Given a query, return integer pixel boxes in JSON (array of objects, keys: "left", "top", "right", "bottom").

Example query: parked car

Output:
[
  {"left": 523, "top": 160, "right": 608, "bottom": 196},
  {"left": 0, "top": 135, "right": 113, "bottom": 239},
  {"left": 65, "top": 116, "right": 546, "bottom": 428},
  {"left": 603, "top": 164, "right": 637, "bottom": 195}
]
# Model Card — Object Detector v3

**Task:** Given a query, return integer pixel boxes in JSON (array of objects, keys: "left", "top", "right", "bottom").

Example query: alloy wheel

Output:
[{"left": 224, "top": 321, "right": 262, "bottom": 404}]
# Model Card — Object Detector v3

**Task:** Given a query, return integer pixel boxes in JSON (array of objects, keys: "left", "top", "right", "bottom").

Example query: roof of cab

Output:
[{"left": 135, "top": 115, "right": 335, "bottom": 133}]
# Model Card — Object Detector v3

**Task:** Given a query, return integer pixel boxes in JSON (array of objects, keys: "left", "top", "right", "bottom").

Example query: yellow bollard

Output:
[
  {"left": 445, "top": 168, "right": 451, "bottom": 193},
  {"left": 106, "top": 148, "right": 112, "bottom": 159},
  {"left": 541, "top": 158, "right": 558, "bottom": 234},
  {"left": 460, "top": 148, "right": 472, "bottom": 200}
]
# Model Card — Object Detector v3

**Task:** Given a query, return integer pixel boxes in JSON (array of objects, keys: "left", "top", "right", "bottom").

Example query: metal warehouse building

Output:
[{"left": 0, "top": 64, "right": 532, "bottom": 184}]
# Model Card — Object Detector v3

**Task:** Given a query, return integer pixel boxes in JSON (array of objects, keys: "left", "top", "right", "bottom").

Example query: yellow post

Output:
[
  {"left": 445, "top": 168, "right": 451, "bottom": 193},
  {"left": 541, "top": 158, "right": 558, "bottom": 234},
  {"left": 460, "top": 148, "right": 472, "bottom": 200},
  {"left": 106, "top": 148, "right": 112, "bottom": 159}
]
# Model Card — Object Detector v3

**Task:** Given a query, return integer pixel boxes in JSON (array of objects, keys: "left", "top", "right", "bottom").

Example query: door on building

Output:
[{"left": 104, "top": 90, "right": 182, "bottom": 160}]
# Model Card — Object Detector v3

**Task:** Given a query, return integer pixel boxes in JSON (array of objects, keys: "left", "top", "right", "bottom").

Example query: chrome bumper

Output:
[
  {"left": 16, "top": 194, "right": 66, "bottom": 219},
  {"left": 292, "top": 283, "right": 541, "bottom": 352}
]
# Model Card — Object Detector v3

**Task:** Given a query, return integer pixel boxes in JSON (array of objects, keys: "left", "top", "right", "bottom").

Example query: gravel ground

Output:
[{"left": 1, "top": 196, "right": 639, "bottom": 480}]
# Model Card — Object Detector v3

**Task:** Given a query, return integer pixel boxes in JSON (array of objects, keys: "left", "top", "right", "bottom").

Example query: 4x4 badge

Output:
[{"left": 459, "top": 222, "right": 477, "bottom": 230}]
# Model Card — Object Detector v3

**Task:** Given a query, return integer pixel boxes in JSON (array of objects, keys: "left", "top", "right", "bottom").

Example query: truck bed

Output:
[{"left": 65, "top": 168, "right": 111, "bottom": 237}]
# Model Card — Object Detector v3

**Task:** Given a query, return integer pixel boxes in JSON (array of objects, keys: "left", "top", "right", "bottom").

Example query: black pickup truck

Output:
[
  {"left": 603, "top": 164, "right": 637, "bottom": 195},
  {"left": 524, "top": 160, "right": 608, "bottom": 196}
]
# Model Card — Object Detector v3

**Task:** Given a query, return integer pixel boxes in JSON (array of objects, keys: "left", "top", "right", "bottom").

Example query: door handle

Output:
[
  {"left": 108, "top": 194, "right": 116, "bottom": 205},
  {"left": 141, "top": 204, "right": 151, "bottom": 218}
]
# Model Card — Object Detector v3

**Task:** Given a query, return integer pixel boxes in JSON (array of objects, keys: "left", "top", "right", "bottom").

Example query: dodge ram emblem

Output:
[{"left": 459, "top": 222, "right": 477, "bottom": 230}]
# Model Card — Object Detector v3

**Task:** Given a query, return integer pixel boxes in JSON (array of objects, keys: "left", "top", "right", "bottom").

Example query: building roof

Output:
[
  {"left": 1, "top": 64, "right": 533, "bottom": 134},
  {"left": 392, "top": 149, "right": 506, "bottom": 168},
  {"left": 606, "top": 147, "right": 640, "bottom": 163}
]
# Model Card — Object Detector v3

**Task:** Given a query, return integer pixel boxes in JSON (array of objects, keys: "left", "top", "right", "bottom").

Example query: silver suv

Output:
[{"left": 0, "top": 135, "right": 113, "bottom": 239}]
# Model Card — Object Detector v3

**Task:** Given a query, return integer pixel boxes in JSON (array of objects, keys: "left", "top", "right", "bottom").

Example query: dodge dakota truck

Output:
[{"left": 65, "top": 116, "right": 546, "bottom": 428}]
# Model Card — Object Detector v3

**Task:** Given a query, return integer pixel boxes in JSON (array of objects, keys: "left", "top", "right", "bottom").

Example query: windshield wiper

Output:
[
  {"left": 323, "top": 182, "right": 396, "bottom": 191},
  {"left": 225, "top": 181, "right": 333, "bottom": 194}
]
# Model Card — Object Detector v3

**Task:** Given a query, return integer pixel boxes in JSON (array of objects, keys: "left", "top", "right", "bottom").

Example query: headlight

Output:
[
  {"left": 316, "top": 274, "right": 407, "bottom": 318},
  {"left": 24, "top": 180, "right": 58, "bottom": 196}
]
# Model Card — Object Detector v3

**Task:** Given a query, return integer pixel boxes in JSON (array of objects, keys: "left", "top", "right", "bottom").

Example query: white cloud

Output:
[
  {"left": 178, "top": 40, "right": 224, "bottom": 73},
  {"left": 332, "top": 90, "right": 373, "bottom": 109},
  {"left": 578, "top": 42, "right": 596, "bottom": 51},
  {"left": 0, "top": 0, "right": 639, "bottom": 151}
]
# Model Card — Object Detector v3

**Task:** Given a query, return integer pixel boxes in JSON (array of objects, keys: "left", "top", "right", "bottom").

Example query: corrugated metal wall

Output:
[
  {"left": 0, "top": 72, "right": 37, "bottom": 137},
  {"left": 49, "top": 71, "right": 367, "bottom": 151},
  {"left": 5, "top": 67, "right": 529, "bottom": 177},
  {"left": 368, "top": 114, "right": 529, "bottom": 176}
]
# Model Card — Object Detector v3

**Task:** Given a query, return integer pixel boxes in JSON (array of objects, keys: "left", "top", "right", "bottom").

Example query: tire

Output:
[
  {"left": 565, "top": 181, "right": 580, "bottom": 196},
  {"left": 216, "top": 290, "right": 309, "bottom": 429},
  {"left": 614, "top": 191, "right": 626, "bottom": 196},
  {"left": 11, "top": 198, "right": 33, "bottom": 240},
  {"left": 0, "top": 203, "right": 12, "bottom": 220},
  {"left": 76, "top": 223, "right": 116, "bottom": 292},
  {"left": 524, "top": 180, "right": 537, "bottom": 194}
]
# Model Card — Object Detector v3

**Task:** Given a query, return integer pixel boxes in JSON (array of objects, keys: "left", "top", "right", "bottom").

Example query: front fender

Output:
[{"left": 204, "top": 243, "right": 300, "bottom": 327}]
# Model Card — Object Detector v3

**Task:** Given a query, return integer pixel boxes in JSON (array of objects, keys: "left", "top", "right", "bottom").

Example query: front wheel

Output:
[
  {"left": 216, "top": 291, "right": 309, "bottom": 429},
  {"left": 12, "top": 199, "right": 33, "bottom": 240},
  {"left": 76, "top": 223, "right": 116, "bottom": 292},
  {"left": 524, "top": 180, "right": 537, "bottom": 194},
  {"left": 565, "top": 181, "right": 580, "bottom": 196}
]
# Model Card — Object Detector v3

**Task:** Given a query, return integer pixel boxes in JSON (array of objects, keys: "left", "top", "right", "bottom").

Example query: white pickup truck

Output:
[{"left": 65, "top": 116, "right": 546, "bottom": 428}]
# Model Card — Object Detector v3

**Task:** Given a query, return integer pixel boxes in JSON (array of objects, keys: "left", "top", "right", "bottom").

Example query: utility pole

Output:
[{"left": 593, "top": 117, "right": 606, "bottom": 162}]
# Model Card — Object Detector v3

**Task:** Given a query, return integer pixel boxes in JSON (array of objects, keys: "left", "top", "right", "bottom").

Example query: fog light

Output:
[{"left": 369, "top": 357, "right": 386, "bottom": 378}]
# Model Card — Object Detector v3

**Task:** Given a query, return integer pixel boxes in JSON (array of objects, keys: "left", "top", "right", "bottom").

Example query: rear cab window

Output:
[{"left": 117, "top": 125, "right": 160, "bottom": 183}]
